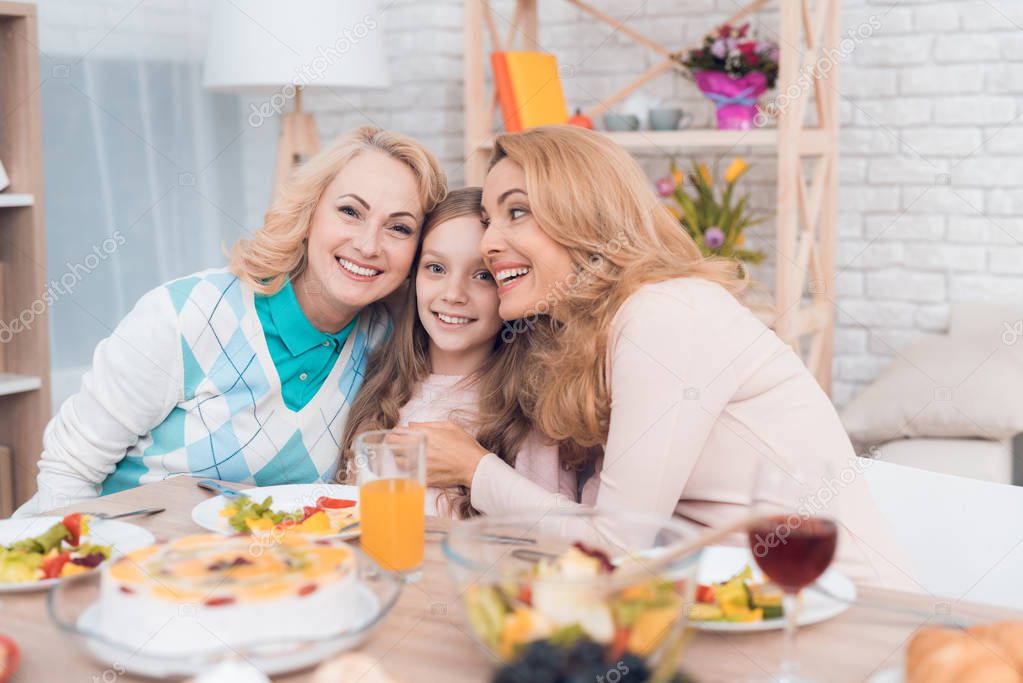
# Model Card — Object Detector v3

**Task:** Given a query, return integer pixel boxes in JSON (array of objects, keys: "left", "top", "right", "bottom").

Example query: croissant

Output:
[
  {"left": 906, "top": 622, "right": 1023, "bottom": 683},
  {"left": 967, "top": 622, "right": 1023, "bottom": 671}
]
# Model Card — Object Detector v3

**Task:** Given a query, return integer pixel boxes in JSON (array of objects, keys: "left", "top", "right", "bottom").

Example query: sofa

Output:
[{"left": 841, "top": 301, "right": 1022, "bottom": 486}]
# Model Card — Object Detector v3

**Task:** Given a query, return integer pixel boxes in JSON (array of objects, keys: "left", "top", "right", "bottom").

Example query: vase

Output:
[
  {"left": 693, "top": 70, "right": 767, "bottom": 131},
  {"left": 715, "top": 104, "right": 757, "bottom": 130}
]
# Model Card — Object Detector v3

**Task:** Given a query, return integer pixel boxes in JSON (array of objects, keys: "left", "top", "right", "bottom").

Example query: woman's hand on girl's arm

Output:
[{"left": 407, "top": 421, "right": 490, "bottom": 488}]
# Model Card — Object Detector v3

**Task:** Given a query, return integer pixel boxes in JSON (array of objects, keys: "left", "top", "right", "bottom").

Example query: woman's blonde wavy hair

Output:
[
  {"left": 339, "top": 188, "right": 552, "bottom": 518},
  {"left": 229, "top": 126, "right": 448, "bottom": 295},
  {"left": 490, "top": 125, "right": 748, "bottom": 459}
]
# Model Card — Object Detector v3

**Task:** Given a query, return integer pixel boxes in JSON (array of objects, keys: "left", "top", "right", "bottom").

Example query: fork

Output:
[
  {"left": 80, "top": 507, "right": 165, "bottom": 520},
  {"left": 196, "top": 479, "right": 244, "bottom": 499}
]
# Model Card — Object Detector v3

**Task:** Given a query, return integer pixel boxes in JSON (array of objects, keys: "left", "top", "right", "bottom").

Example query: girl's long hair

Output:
[
  {"left": 339, "top": 187, "right": 550, "bottom": 517},
  {"left": 229, "top": 126, "right": 447, "bottom": 295},
  {"left": 489, "top": 125, "right": 747, "bottom": 461}
]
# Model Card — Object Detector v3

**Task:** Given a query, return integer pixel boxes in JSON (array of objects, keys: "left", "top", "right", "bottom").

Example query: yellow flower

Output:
[
  {"left": 671, "top": 166, "right": 683, "bottom": 184},
  {"left": 725, "top": 157, "right": 749, "bottom": 184},
  {"left": 736, "top": 233, "right": 745, "bottom": 245},
  {"left": 698, "top": 162, "right": 712, "bottom": 187}
]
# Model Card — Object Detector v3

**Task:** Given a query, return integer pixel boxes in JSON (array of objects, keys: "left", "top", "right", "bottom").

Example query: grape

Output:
[{"left": 523, "top": 640, "right": 567, "bottom": 672}]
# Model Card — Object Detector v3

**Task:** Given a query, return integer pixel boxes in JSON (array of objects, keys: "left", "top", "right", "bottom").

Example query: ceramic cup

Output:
[
  {"left": 648, "top": 108, "right": 693, "bottom": 131},
  {"left": 603, "top": 112, "right": 640, "bottom": 131}
]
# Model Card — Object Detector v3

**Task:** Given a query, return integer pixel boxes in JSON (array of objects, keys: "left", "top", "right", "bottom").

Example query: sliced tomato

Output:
[
  {"left": 316, "top": 496, "right": 357, "bottom": 509},
  {"left": 696, "top": 584, "right": 716, "bottom": 603},
  {"left": 516, "top": 584, "right": 532, "bottom": 606},
  {"left": 301, "top": 505, "right": 322, "bottom": 521},
  {"left": 203, "top": 596, "right": 236, "bottom": 607},
  {"left": 61, "top": 513, "right": 83, "bottom": 546},
  {"left": 608, "top": 626, "right": 630, "bottom": 662},
  {"left": 0, "top": 634, "right": 21, "bottom": 683},
  {"left": 41, "top": 551, "right": 72, "bottom": 580}
]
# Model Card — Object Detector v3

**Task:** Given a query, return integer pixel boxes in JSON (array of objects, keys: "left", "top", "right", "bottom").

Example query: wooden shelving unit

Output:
[
  {"left": 0, "top": 193, "right": 33, "bottom": 207},
  {"left": 0, "top": 1, "right": 52, "bottom": 509},
  {"left": 463, "top": 0, "right": 840, "bottom": 393}
]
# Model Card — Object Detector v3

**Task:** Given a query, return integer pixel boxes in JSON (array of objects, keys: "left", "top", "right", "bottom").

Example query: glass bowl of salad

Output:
[{"left": 442, "top": 508, "right": 703, "bottom": 681}]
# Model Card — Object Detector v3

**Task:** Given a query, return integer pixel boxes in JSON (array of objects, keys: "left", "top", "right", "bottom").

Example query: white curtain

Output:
[{"left": 36, "top": 0, "right": 250, "bottom": 409}]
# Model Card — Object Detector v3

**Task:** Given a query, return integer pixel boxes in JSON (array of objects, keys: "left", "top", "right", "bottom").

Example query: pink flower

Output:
[
  {"left": 710, "top": 39, "right": 727, "bottom": 59},
  {"left": 738, "top": 42, "right": 758, "bottom": 62},
  {"left": 705, "top": 227, "right": 725, "bottom": 249},
  {"left": 655, "top": 176, "right": 676, "bottom": 197}
]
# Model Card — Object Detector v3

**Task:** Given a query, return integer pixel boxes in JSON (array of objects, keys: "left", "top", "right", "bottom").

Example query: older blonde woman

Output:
[
  {"left": 415, "top": 125, "right": 914, "bottom": 590},
  {"left": 16, "top": 126, "right": 446, "bottom": 515}
]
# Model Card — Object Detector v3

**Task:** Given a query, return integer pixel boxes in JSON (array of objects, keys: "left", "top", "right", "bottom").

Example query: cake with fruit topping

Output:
[{"left": 98, "top": 533, "right": 358, "bottom": 656}]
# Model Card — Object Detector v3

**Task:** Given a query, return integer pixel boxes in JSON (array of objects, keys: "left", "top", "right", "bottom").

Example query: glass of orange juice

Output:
[{"left": 354, "top": 429, "right": 426, "bottom": 582}]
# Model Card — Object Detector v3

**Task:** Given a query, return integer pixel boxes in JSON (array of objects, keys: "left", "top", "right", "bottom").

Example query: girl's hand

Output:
[{"left": 407, "top": 421, "right": 490, "bottom": 488}]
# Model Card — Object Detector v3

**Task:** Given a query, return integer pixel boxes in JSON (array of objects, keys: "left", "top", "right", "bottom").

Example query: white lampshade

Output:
[{"left": 203, "top": 0, "right": 390, "bottom": 94}]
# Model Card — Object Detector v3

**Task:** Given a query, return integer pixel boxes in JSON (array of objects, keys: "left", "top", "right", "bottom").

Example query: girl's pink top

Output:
[
  {"left": 469, "top": 277, "right": 916, "bottom": 590},
  {"left": 399, "top": 373, "right": 576, "bottom": 518}
]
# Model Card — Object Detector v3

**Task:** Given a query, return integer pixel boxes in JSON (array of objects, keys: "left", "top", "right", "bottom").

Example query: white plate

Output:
[
  {"left": 0, "top": 516, "right": 155, "bottom": 593},
  {"left": 191, "top": 483, "right": 361, "bottom": 540},
  {"left": 691, "top": 545, "right": 855, "bottom": 633},
  {"left": 78, "top": 583, "right": 381, "bottom": 678},
  {"left": 868, "top": 668, "right": 903, "bottom": 683}
]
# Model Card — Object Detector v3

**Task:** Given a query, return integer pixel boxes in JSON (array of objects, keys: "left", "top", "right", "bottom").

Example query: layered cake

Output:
[{"left": 99, "top": 533, "right": 360, "bottom": 656}]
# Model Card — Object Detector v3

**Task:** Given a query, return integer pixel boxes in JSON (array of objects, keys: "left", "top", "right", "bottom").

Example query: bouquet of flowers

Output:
[
  {"left": 676, "top": 23, "right": 779, "bottom": 130},
  {"left": 656, "top": 157, "right": 766, "bottom": 267}
]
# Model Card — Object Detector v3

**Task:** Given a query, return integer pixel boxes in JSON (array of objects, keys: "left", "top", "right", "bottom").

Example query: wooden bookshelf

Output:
[
  {"left": 0, "top": 1, "right": 52, "bottom": 509},
  {"left": 476, "top": 128, "right": 835, "bottom": 154},
  {"left": 462, "top": 0, "right": 841, "bottom": 393}
]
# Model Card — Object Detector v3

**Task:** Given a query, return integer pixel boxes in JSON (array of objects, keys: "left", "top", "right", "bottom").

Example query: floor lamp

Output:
[{"left": 202, "top": 0, "right": 390, "bottom": 200}]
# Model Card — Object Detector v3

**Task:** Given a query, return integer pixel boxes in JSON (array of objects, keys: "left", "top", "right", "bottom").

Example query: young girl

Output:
[{"left": 340, "top": 187, "right": 574, "bottom": 517}]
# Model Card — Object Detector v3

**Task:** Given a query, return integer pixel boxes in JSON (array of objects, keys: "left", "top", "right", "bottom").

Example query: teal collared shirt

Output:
[{"left": 254, "top": 280, "right": 358, "bottom": 411}]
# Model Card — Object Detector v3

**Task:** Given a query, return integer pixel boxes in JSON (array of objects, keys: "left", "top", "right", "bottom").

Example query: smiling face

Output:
[
  {"left": 479, "top": 158, "right": 576, "bottom": 321},
  {"left": 415, "top": 215, "right": 503, "bottom": 375},
  {"left": 293, "top": 149, "right": 425, "bottom": 332}
]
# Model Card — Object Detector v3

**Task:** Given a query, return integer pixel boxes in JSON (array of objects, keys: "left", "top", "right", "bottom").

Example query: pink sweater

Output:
[
  {"left": 398, "top": 373, "right": 575, "bottom": 518},
  {"left": 470, "top": 278, "right": 915, "bottom": 590}
]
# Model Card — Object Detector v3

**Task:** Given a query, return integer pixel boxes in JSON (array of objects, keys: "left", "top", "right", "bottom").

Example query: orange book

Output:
[
  {"left": 491, "top": 52, "right": 521, "bottom": 132},
  {"left": 491, "top": 51, "right": 569, "bottom": 133}
]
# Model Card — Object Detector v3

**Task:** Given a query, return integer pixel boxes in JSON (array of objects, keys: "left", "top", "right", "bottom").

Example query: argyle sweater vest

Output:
[{"left": 101, "top": 269, "right": 390, "bottom": 494}]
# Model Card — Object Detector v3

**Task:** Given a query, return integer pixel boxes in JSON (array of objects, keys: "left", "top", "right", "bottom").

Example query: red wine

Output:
[{"left": 748, "top": 515, "right": 837, "bottom": 592}]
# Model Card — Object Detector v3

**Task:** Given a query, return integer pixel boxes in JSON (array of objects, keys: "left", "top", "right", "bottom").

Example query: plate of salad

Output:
[
  {"left": 0, "top": 514, "right": 154, "bottom": 593},
  {"left": 688, "top": 545, "right": 855, "bottom": 632},
  {"left": 191, "top": 484, "right": 361, "bottom": 539}
]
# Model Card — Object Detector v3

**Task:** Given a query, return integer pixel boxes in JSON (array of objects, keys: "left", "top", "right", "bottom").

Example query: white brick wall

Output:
[
  {"left": 32, "top": 0, "right": 1017, "bottom": 414},
  {"left": 222, "top": 0, "right": 1022, "bottom": 408}
]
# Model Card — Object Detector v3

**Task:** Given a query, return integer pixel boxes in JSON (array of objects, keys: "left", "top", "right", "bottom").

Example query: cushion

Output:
[{"left": 841, "top": 333, "right": 1023, "bottom": 446}]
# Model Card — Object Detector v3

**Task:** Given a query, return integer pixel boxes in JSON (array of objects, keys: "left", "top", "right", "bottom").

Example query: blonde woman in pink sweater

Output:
[
  {"left": 340, "top": 188, "right": 574, "bottom": 518},
  {"left": 413, "top": 126, "right": 914, "bottom": 589}
]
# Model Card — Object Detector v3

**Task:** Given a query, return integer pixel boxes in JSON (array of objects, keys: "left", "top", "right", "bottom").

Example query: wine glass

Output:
[{"left": 747, "top": 457, "right": 838, "bottom": 683}]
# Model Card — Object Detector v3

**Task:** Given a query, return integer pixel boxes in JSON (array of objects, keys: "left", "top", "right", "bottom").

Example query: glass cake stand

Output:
[{"left": 47, "top": 545, "right": 403, "bottom": 679}]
